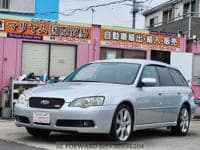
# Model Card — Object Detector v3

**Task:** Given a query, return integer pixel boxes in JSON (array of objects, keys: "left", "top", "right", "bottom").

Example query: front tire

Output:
[
  {"left": 110, "top": 104, "right": 133, "bottom": 142},
  {"left": 26, "top": 128, "right": 51, "bottom": 137},
  {"left": 171, "top": 105, "right": 190, "bottom": 136}
]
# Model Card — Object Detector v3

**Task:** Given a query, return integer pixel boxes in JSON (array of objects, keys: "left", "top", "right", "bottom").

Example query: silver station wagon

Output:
[{"left": 15, "top": 59, "right": 196, "bottom": 142}]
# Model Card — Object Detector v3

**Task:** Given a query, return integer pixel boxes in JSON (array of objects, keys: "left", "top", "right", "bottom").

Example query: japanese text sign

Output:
[
  {"left": 0, "top": 18, "right": 91, "bottom": 43},
  {"left": 101, "top": 28, "right": 181, "bottom": 51}
]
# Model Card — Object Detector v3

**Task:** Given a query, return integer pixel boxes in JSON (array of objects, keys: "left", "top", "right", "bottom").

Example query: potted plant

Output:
[{"left": 1, "top": 88, "right": 11, "bottom": 119}]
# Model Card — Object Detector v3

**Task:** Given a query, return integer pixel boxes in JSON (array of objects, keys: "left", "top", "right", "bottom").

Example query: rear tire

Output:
[
  {"left": 26, "top": 128, "right": 51, "bottom": 137},
  {"left": 171, "top": 105, "right": 190, "bottom": 136},
  {"left": 110, "top": 104, "right": 133, "bottom": 142}
]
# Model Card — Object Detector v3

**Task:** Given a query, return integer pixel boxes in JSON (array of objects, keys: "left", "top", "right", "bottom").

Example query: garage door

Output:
[
  {"left": 50, "top": 45, "right": 76, "bottom": 76},
  {"left": 22, "top": 42, "right": 76, "bottom": 77},
  {"left": 22, "top": 43, "right": 49, "bottom": 75}
]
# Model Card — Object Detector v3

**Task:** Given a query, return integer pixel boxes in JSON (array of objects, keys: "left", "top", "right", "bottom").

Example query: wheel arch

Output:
[
  {"left": 176, "top": 101, "right": 191, "bottom": 122},
  {"left": 109, "top": 100, "right": 135, "bottom": 135},
  {"left": 117, "top": 100, "right": 135, "bottom": 115},
  {"left": 115, "top": 100, "right": 136, "bottom": 128},
  {"left": 182, "top": 101, "right": 191, "bottom": 116}
]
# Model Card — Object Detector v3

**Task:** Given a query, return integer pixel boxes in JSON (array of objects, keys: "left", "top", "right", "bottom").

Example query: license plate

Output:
[{"left": 33, "top": 112, "right": 50, "bottom": 124}]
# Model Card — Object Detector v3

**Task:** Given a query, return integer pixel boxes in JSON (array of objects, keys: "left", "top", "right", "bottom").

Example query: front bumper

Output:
[{"left": 14, "top": 103, "right": 116, "bottom": 134}]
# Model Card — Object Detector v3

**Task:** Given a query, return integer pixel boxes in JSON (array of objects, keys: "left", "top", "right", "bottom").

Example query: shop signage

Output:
[
  {"left": 0, "top": 18, "right": 91, "bottom": 43},
  {"left": 101, "top": 28, "right": 181, "bottom": 51},
  {"left": 0, "top": 20, "right": 4, "bottom": 31}
]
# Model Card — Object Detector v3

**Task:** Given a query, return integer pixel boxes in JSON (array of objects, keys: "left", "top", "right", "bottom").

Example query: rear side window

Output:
[
  {"left": 156, "top": 66, "right": 175, "bottom": 86},
  {"left": 169, "top": 69, "right": 188, "bottom": 86}
]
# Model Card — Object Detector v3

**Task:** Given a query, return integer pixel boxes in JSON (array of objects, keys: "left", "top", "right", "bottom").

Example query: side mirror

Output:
[{"left": 141, "top": 78, "right": 157, "bottom": 87}]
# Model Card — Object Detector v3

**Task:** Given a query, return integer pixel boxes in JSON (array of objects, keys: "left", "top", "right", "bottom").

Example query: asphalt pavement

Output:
[{"left": 0, "top": 119, "right": 199, "bottom": 150}]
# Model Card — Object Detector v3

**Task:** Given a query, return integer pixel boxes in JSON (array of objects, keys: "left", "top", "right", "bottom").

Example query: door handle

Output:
[
  {"left": 158, "top": 93, "right": 163, "bottom": 96},
  {"left": 177, "top": 92, "right": 181, "bottom": 96}
]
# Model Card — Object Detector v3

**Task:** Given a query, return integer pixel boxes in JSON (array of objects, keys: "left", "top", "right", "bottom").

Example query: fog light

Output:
[{"left": 83, "top": 120, "right": 95, "bottom": 127}]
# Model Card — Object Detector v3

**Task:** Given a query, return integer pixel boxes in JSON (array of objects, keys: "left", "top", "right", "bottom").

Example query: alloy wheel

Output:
[
  {"left": 180, "top": 107, "right": 189, "bottom": 133},
  {"left": 115, "top": 108, "right": 132, "bottom": 141}
]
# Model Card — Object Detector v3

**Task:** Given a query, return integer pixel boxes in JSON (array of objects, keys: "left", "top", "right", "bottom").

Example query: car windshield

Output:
[{"left": 64, "top": 62, "right": 140, "bottom": 85}]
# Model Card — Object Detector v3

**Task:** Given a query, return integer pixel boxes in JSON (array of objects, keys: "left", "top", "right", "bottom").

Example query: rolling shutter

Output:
[
  {"left": 22, "top": 43, "right": 49, "bottom": 76},
  {"left": 50, "top": 45, "right": 76, "bottom": 76}
]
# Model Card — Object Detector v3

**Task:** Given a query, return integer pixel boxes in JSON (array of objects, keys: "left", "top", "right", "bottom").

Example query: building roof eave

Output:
[{"left": 143, "top": 0, "right": 181, "bottom": 16}]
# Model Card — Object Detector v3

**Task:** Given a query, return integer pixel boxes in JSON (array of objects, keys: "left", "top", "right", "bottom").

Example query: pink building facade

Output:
[
  {"left": 187, "top": 41, "right": 200, "bottom": 99},
  {"left": 1, "top": 15, "right": 198, "bottom": 110}
]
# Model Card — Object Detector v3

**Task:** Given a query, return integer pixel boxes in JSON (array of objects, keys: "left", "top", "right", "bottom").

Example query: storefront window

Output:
[
  {"left": 123, "top": 50, "right": 146, "bottom": 59},
  {"left": 100, "top": 48, "right": 146, "bottom": 60},
  {"left": 151, "top": 50, "right": 171, "bottom": 64},
  {"left": 193, "top": 55, "right": 200, "bottom": 84},
  {"left": 100, "top": 48, "right": 123, "bottom": 60}
]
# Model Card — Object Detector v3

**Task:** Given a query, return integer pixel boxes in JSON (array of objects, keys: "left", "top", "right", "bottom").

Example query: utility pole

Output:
[
  {"left": 188, "top": 0, "right": 192, "bottom": 38},
  {"left": 91, "top": 8, "right": 95, "bottom": 24},
  {"left": 126, "top": 0, "right": 143, "bottom": 28},
  {"left": 132, "top": 0, "right": 136, "bottom": 28}
]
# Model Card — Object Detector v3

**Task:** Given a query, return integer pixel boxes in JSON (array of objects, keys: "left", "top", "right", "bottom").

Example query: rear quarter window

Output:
[
  {"left": 169, "top": 69, "right": 188, "bottom": 86},
  {"left": 156, "top": 66, "right": 175, "bottom": 86}
]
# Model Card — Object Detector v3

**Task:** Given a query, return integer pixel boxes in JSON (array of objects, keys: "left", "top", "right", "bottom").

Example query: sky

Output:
[{"left": 59, "top": 0, "right": 169, "bottom": 29}]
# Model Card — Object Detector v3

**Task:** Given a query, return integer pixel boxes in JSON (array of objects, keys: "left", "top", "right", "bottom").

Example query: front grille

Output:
[
  {"left": 29, "top": 97, "right": 65, "bottom": 109},
  {"left": 15, "top": 115, "right": 30, "bottom": 124},
  {"left": 56, "top": 120, "right": 95, "bottom": 127}
]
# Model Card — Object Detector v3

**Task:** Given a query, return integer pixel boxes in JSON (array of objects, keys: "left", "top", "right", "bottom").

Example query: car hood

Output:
[{"left": 25, "top": 82, "right": 127, "bottom": 102}]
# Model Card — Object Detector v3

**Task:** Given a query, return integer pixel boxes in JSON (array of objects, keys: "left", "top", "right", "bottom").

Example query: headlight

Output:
[
  {"left": 17, "top": 94, "right": 26, "bottom": 104},
  {"left": 69, "top": 96, "right": 105, "bottom": 108}
]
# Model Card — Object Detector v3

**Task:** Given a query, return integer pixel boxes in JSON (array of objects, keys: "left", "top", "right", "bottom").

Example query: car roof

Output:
[{"left": 93, "top": 59, "right": 177, "bottom": 69}]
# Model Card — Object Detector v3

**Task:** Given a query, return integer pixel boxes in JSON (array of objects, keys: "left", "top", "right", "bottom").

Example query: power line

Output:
[
  {"left": 123, "top": 0, "right": 150, "bottom": 28},
  {"left": 60, "top": 0, "right": 98, "bottom": 3},
  {"left": 61, "top": 0, "right": 132, "bottom": 16},
  {"left": 144, "top": 0, "right": 153, "bottom": 9},
  {"left": 34, "top": 0, "right": 151, "bottom": 28},
  {"left": 59, "top": 0, "right": 149, "bottom": 28}
]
